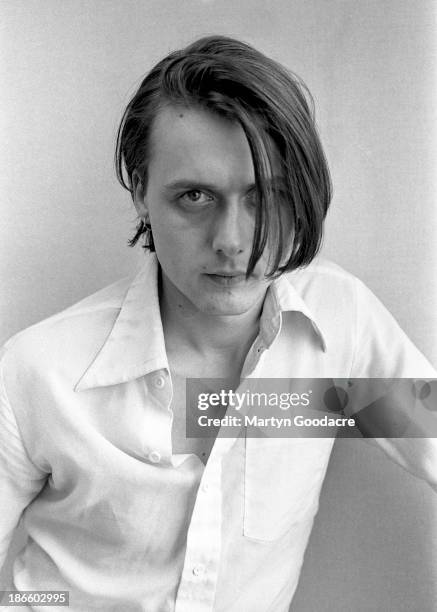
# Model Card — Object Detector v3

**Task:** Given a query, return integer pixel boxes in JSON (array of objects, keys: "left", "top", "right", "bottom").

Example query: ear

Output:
[{"left": 132, "top": 170, "right": 149, "bottom": 219}]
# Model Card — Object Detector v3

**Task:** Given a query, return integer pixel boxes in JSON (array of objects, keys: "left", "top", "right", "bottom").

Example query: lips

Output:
[
  {"left": 205, "top": 272, "right": 247, "bottom": 286},
  {"left": 208, "top": 271, "right": 246, "bottom": 277}
]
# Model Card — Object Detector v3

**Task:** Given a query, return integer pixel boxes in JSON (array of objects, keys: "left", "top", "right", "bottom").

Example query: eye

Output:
[
  {"left": 179, "top": 190, "right": 213, "bottom": 206},
  {"left": 247, "top": 186, "right": 288, "bottom": 208},
  {"left": 245, "top": 189, "right": 259, "bottom": 208}
]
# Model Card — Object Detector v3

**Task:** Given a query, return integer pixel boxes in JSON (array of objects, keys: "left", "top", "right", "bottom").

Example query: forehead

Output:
[{"left": 147, "top": 104, "right": 281, "bottom": 186}]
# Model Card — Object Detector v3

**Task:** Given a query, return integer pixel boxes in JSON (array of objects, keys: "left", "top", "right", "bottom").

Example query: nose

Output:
[{"left": 211, "top": 201, "right": 249, "bottom": 257}]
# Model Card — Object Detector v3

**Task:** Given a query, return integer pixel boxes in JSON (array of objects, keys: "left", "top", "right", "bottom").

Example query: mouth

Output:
[{"left": 205, "top": 272, "right": 248, "bottom": 287}]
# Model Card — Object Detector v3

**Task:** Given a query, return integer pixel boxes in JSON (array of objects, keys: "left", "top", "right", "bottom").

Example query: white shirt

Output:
[{"left": 0, "top": 253, "right": 436, "bottom": 611}]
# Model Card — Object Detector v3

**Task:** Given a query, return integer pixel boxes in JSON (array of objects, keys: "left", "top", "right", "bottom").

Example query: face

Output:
[{"left": 133, "top": 104, "right": 287, "bottom": 317}]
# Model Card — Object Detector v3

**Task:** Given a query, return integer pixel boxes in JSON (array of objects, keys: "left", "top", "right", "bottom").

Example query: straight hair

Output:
[{"left": 115, "top": 35, "right": 332, "bottom": 277}]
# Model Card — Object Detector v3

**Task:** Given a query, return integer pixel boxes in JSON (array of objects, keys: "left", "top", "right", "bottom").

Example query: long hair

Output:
[{"left": 115, "top": 35, "right": 332, "bottom": 276}]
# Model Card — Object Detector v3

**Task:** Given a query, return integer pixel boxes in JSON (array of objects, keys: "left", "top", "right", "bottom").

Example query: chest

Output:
[{"left": 170, "top": 374, "right": 231, "bottom": 465}]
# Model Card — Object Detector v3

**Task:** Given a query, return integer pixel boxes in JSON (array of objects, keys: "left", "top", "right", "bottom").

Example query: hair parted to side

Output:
[{"left": 115, "top": 35, "right": 332, "bottom": 277}]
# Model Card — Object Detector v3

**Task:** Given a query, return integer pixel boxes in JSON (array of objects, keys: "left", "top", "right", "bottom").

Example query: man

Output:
[{"left": 0, "top": 35, "right": 435, "bottom": 611}]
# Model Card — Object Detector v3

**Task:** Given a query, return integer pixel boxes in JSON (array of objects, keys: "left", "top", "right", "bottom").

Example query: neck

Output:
[{"left": 159, "top": 272, "right": 265, "bottom": 374}]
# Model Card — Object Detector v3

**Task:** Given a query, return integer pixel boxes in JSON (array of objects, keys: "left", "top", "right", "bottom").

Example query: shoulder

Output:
[
  {"left": 283, "top": 255, "right": 397, "bottom": 340},
  {"left": 285, "top": 256, "right": 358, "bottom": 293},
  {"left": 286, "top": 257, "right": 435, "bottom": 376},
  {"left": 0, "top": 273, "right": 134, "bottom": 380},
  {"left": 283, "top": 256, "right": 362, "bottom": 325},
  {"left": 284, "top": 255, "right": 394, "bottom": 316}
]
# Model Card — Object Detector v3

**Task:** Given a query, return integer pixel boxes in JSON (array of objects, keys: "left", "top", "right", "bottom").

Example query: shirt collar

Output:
[
  {"left": 75, "top": 254, "right": 168, "bottom": 391},
  {"left": 75, "top": 255, "right": 326, "bottom": 391},
  {"left": 272, "top": 272, "right": 327, "bottom": 352}
]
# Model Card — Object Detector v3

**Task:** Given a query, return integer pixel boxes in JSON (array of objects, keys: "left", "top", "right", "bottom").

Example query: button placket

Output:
[
  {"left": 153, "top": 374, "right": 166, "bottom": 389},
  {"left": 174, "top": 460, "right": 223, "bottom": 611},
  {"left": 192, "top": 564, "right": 205, "bottom": 577},
  {"left": 143, "top": 370, "right": 173, "bottom": 465},
  {"left": 148, "top": 450, "right": 161, "bottom": 464}
]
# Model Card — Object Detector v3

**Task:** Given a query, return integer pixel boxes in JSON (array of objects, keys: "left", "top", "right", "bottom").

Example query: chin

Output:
[{"left": 197, "top": 297, "right": 258, "bottom": 316}]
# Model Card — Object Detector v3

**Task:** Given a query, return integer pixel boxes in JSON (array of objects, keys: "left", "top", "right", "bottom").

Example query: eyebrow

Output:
[{"left": 163, "top": 177, "right": 285, "bottom": 193}]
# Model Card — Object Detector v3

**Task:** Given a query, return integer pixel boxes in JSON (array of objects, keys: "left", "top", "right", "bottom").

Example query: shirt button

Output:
[
  {"left": 148, "top": 450, "right": 161, "bottom": 464},
  {"left": 153, "top": 374, "right": 166, "bottom": 389},
  {"left": 201, "top": 483, "right": 209, "bottom": 493},
  {"left": 257, "top": 345, "right": 265, "bottom": 353},
  {"left": 192, "top": 564, "right": 205, "bottom": 577}
]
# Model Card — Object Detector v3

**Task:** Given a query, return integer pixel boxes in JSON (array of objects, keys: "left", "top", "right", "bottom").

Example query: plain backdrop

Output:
[{"left": 1, "top": 1, "right": 436, "bottom": 610}]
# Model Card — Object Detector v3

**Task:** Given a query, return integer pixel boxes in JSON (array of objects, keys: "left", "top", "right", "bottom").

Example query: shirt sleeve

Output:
[
  {"left": 346, "top": 277, "right": 437, "bottom": 492},
  {"left": 0, "top": 354, "right": 48, "bottom": 572}
]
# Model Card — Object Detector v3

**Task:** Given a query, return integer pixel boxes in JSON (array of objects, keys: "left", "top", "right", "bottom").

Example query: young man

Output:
[{"left": 0, "top": 36, "right": 435, "bottom": 611}]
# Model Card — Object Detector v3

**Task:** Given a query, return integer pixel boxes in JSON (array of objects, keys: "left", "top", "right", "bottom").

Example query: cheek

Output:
[
  {"left": 260, "top": 217, "right": 294, "bottom": 271},
  {"left": 151, "top": 220, "right": 199, "bottom": 271},
  {"left": 149, "top": 213, "right": 181, "bottom": 248},
  {"left": 152, "top": 211, "right": 206, "bottom": 252},
  {"left": 281, "top": 224, "right": 295, "bottom": 252}
]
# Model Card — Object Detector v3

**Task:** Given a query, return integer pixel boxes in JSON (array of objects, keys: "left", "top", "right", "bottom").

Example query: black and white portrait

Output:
[{"left": 1, "top": 2, "right": 436, "bottom": 611}]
